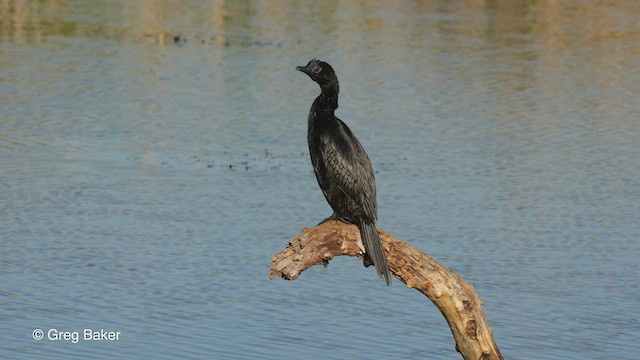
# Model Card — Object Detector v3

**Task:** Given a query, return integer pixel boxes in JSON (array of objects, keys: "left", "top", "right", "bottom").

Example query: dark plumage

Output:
[{"left": 296, "top": 59, "right": 391, "bottom": 285}]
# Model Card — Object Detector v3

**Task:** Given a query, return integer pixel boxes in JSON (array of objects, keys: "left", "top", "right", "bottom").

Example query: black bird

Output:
[{"left": 296, "top": 59, "right": 391, "bottom": 285}]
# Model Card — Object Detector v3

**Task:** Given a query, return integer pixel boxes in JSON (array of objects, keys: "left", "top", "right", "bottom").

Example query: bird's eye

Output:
[{"left": 312, "top": 65, "right": 321, "bottom": 74}]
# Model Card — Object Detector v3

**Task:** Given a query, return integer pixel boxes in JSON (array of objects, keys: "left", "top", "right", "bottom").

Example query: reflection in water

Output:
[
  {"left": 1, "top": 1, "right": 639, "bottom": 49},
  {"left": 1, "top": 1, "right": 639, "bottom": 360}
]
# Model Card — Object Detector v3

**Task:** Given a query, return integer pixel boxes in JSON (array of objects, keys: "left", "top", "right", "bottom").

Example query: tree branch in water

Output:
[{"left": 269, "top": 220, "right": 503, "bottom": 360}]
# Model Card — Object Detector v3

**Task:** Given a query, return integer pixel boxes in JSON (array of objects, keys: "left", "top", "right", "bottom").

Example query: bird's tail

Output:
[{"left": 357, "top": 222, "right": 391, "bottom": 285}]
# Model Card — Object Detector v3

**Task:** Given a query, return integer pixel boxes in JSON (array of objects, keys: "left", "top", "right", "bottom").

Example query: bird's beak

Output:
[{"left": 296, "top": 65, "right": 311, "bottom": 75}]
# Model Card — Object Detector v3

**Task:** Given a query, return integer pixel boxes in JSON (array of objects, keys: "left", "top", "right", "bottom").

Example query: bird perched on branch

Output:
[{"left": 296, "top": 58, "right": 391, "bottom": 285}]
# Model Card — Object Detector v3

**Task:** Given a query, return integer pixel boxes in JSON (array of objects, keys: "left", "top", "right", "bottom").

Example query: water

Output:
[{"left": 1, "top": 1, "right": 639, "bottom": 359}]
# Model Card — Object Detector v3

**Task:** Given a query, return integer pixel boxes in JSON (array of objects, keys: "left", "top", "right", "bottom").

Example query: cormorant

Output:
[{"left": 296, "top": 59, "right": 391, "bottom": 285}]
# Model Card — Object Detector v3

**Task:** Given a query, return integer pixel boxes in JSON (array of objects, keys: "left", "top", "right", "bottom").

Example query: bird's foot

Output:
[
  {"left": 318, "top": 213, "right": 349, "bottom": 225},
  {"left": 362, "top": 256, "right": 374, "bottom": 268}
]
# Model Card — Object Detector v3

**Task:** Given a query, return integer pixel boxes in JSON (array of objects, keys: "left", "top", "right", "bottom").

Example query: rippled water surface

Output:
[{"left": 1, "top": 1, "right": 639, "bottom": 359}]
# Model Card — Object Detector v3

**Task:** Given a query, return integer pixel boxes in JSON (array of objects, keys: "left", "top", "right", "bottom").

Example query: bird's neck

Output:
[
  {"left": 309, "top": 92, "right": 338, "bottom": 134},
  {"left": 319, "top": 81, "right": 339, "bottom": 109},
  {"left": 311, "top": 93, "right": 338, "bottom": 119}
]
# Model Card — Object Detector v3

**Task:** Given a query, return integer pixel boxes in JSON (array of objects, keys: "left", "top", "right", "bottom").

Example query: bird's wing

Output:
[{"left": 319, "top": 119, "right": 377, "bottom": 221}]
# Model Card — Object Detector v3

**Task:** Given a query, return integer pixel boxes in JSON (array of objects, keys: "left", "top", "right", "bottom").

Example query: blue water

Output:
[{"left": 1, "top": 1, "right": 639, "bottom": 359}]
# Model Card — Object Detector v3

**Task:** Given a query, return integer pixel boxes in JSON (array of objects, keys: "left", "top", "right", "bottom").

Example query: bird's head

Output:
[{"left": 296, "top": 58, "right": 339, "bottom": 91}]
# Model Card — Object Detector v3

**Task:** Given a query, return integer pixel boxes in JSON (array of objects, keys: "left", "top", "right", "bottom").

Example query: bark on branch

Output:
[{"left": 269, "top": 220, "right": 503, "bottom": 360}]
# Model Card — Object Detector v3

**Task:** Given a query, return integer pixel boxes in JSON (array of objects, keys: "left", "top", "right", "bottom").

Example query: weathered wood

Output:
[{"left": 269, "top": 220, "right": 503, "bottom": 360}]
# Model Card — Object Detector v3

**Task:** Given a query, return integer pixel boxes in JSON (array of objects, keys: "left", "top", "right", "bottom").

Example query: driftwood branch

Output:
[{"left": 269, "top": 220, "right": 503, "bottom": 360}]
